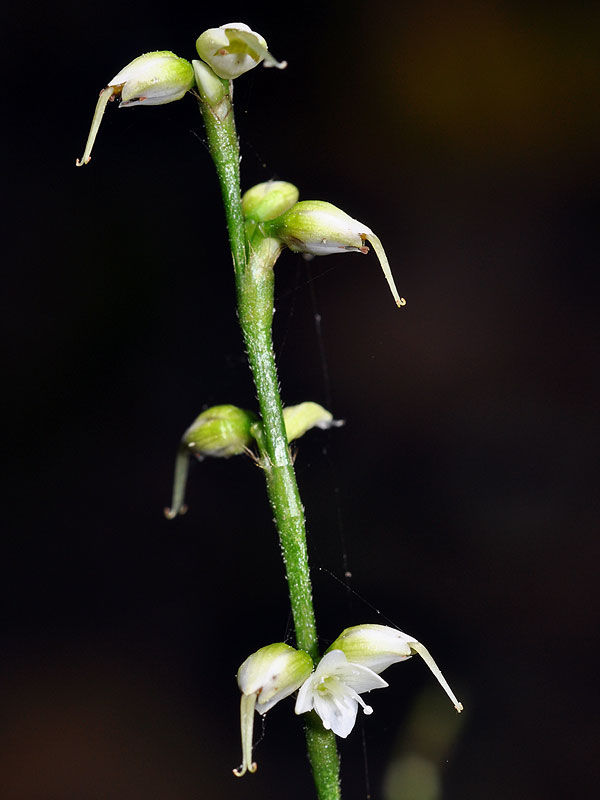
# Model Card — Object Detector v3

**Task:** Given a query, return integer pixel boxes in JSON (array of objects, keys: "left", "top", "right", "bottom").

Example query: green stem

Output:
[{"left": 197, "top": 82, "right": 340, "bottom": 799}]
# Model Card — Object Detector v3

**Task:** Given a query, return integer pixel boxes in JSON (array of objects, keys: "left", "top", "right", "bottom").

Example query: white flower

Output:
[
  {"left": 196, "top": 22, "right": 286, "bottom": 80},
  {"left": 294, "top": 650, "right": 388, "bottom": 738},
  {"left": 233, "top": 643, "right": 313, "bottom": 777},
  {"left": 327, "top": 624, "right": 463, "bottom": 713}
]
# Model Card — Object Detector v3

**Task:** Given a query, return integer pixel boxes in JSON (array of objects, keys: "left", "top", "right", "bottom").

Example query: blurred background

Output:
[{"left": 3, "top": 1, "right": 599, "bottom": 798}]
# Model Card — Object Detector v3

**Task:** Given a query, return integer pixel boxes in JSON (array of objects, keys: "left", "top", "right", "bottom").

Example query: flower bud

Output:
[
  {"left": 164, "top": 405, "right": 258, "bottom": 520},
  {"left": 283, "top": 402, "right": 343, "bottom": 443},
  {"left": 265, "top": 201, "right": 406, "bottom": 308},
  {"left": 76, "top": 51, "right": 194, "bottom": 166},
  {"left": 196, "top": 22, "right": 286, "bottom": 80},
  {"left": 327, "top": 624, "right": 463, "bottom": 713},
  {"left": 192, "top": 59, "right": 228, "bottom": 107},
  {"left": 109, "top": 51, "right": 194, "bottom": 107},
  {"left": 234, "top": 643, "right": 313, "bottom": 776},
  {"left": 183, "top": 404, "right": 258, "bottom": 458},
  {"left": 242, "top": 181, "right": 299, "bottom": 222}
]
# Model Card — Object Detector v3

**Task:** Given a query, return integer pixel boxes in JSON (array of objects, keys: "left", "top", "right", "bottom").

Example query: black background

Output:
[{"left": 4, "top": 1, "right": 599, "bottom": 798}]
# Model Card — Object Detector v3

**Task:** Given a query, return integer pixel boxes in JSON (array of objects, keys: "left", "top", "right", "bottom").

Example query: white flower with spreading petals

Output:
[{"left": 294, "top": 649, "right": 388, "bottom": 738}]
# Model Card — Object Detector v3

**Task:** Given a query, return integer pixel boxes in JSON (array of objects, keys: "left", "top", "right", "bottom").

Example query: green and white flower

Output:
[
  {"left": 164, "top": 404, "right": 258, "bottom": 520},
  {"left": 283, "top": 401, "right": 343, "bottom": 443},
  {"left": 76, "top": 51, "right": 194, "bottom": 166},
  {"left": 295, "top": 649, "right": 388, "bottom": 738},
  {"left": 327, "top": 624, "right": 463, "bottom": 712},
  {"left": 265, "top": 200, "right": 406, "bottom": 308},
  {"left": 196, "top": 22, "right": 286, "bottom": 80},
  {"left": 234, "top": 643, "right": 313, "bottom": 777}
]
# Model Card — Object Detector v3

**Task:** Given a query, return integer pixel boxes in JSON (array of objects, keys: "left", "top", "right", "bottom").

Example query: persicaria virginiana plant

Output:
[{"left": 77, "top": 22, "right": 462, "bottom": 800}]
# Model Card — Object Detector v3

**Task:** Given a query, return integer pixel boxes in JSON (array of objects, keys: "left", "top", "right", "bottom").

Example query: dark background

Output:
[{"left": 4, "top": 1, "right": 599, "bottom": 798}]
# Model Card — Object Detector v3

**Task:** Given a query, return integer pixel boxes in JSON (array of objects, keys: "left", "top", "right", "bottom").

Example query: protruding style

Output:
[{"left": 76, "top": 51, "right": 194, "bottom": 166}]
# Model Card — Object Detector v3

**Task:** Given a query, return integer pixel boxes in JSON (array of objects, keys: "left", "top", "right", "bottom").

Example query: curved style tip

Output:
[
  {"left": 232, "top": 761, "right": 257, "bottom": 778},
  {"left": 263, "top": 58, "right": 288, "bottom": 70},
  {"left": 163, "top": 504, "right": 188, "bottom": 520}
]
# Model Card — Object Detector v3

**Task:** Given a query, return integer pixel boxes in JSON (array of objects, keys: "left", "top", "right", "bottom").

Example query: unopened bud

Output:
[
  {"left": 242, "top": 181, "right": 299, "bottom": 222},
  {"left": 283, "top": 402, "right": 343, "bottom": 442},
  {"left": 183, "top": 405, "right": 257, "bottom": 458}
]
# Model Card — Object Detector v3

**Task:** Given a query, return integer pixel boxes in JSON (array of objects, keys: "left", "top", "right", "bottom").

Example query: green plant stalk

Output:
[{"left": 198, "top": 84, "right": 341, "bottom": 799}]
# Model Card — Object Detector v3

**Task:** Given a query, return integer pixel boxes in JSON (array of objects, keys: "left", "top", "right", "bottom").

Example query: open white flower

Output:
[{"left": 295, "top": 649, "right": 388, "bottom": 738}]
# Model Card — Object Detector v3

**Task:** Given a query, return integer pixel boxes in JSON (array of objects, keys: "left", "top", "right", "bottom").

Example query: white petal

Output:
[
  {"left": 294, "top": 675, "right": 316, "bottom": 715},
  {"left": 320, "top": 650, "right": 388, "bottom": 694},
  {"left": 221, "top": 22, "right": 253, "bottom": 33},
  {"left": 314, "top": 649, "right": 348, "bottom": 674},
  {"left": 342, "top": 663, "right": 388, "bottom": 694},
  {"left": 313, "top": 688, "right": 359, "bottom": 738}
]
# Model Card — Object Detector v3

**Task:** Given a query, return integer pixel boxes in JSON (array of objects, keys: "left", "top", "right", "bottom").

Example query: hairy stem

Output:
[{"left": 197, "top": 82, "right": 340, "bottom": 799}]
